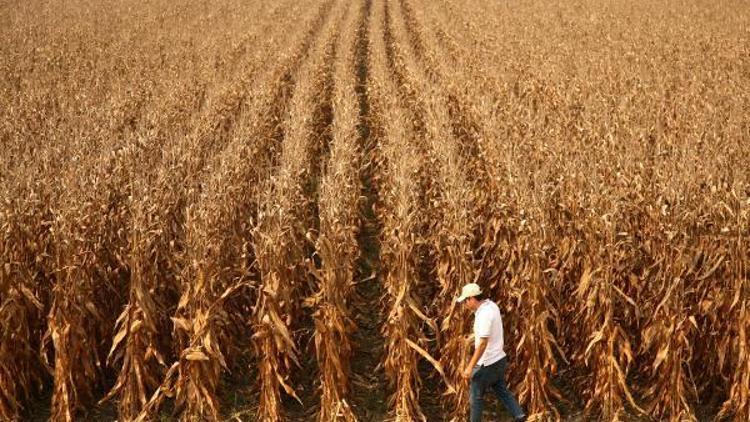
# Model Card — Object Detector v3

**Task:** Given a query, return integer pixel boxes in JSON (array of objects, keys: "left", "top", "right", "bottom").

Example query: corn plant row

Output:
[
  {"left": 367, "top": 0, "right": 443, "bottom": 419},
  {"left": 307, "top": 0, "right": 364, "bottom": 420}
]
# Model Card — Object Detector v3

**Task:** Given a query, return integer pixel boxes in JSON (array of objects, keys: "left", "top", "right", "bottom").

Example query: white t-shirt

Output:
[{"left": 474, "top": 299, "right": 506, "bottom": 366}]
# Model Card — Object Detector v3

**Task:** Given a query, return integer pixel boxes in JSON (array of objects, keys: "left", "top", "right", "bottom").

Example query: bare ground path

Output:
[{"left": 348, "top": 0, "right": 390, "bottom": 420}]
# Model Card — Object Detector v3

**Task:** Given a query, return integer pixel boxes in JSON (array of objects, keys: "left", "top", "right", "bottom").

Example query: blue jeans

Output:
[{"left": 469, "top": 356, "right": 525, "bottom": 422}]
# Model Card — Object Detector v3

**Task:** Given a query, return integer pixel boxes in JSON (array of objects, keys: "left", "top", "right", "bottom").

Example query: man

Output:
[{"left": 456, "top": 283, "right": 526, "bottom": 422}]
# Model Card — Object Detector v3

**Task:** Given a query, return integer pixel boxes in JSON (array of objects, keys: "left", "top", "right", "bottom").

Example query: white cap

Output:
[{"left": 455, "top": 283, "right": 482, "bottom": 303}]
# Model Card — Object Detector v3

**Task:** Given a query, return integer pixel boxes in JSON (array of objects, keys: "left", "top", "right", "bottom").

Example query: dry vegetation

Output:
[{"left": 1, "top": 0, "right": 748, "bottom": 421}]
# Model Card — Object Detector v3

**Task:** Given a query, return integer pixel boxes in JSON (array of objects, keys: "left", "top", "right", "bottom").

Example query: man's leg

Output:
[
  {"left": 469, "top": 366, "right": 486, "bottom": 422},
  {"left": 490, "top": 357, "right": 526, "bottom": 420}
]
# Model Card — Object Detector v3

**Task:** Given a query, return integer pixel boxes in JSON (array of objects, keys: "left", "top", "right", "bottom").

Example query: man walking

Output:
[{"left": 456, "top": 283, "right": 527, "bottom": 422}]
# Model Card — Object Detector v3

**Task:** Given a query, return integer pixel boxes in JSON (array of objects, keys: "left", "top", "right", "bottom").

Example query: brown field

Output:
[{"left": 1, "top": 0, "right": 749, "bottom": 421}]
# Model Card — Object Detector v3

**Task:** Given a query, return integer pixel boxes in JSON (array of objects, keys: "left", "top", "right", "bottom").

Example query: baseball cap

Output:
[{"left": 455, "top": 283, "right": 482, "bottom": 303}]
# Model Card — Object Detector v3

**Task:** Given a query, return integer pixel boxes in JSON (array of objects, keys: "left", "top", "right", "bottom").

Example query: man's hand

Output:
[
  {"left": 463, "top": 337, "right": 488, "bottom": 381},
  {"left": 462, "top": 366, "right": 473, "bottom": 380}
]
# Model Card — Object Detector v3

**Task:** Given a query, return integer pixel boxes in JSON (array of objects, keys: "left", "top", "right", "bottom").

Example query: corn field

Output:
[{"left": 1, "top": 0, "right": 748, "bottom": 421}]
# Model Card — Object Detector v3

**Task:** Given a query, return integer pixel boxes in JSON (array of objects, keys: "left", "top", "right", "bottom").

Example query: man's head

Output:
[{"left": 456, "top": 283, "right": 486, "bottom": 311}]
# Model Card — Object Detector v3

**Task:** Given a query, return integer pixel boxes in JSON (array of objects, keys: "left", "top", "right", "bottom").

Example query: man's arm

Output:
[{"left": 463, "top": 337, "right": 488, "bottom": 379}]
